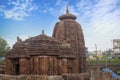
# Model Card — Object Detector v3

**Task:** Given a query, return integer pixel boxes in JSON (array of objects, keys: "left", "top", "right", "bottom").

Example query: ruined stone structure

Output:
[{"left": 52, "top": 6, "right": 86, "bottom": 72}]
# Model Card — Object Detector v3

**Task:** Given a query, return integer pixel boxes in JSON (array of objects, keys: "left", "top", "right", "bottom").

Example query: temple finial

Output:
[
  {"left": 17, "top": 36, "right": 22, "bottom": 42},
  {"left": 66, "top": 4, "right": 69, "bottom": 14},
  {"left": 42, "top": 29, "right": 44, "bottom": 34}
]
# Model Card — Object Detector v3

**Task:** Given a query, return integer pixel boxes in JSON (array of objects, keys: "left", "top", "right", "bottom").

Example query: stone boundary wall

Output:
[
  {"left": 0, "top": 74, "right": 88, "bottom": 80},
  {"left": 110, "top": 79, "right": 120, "bottom": 80},
  {"left": 0, "top": 66, "right": 4, "bottom": 74},
  {"left": 62, "top": 73, "right": 89, "bottom": 80},
  {"left": 0, "top": 74, "right": 89, "bottom": 80},
  {"left": 0, "top": 72, "right": 120, "bottom": 80},
  {"left": 87, "top": 64, "right": 120, "bottom": 72},
  {"left": 0, "top": 75, "right": 64, "bottom": 80}
]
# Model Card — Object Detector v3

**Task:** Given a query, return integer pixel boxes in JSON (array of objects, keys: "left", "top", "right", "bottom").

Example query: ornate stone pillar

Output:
[
  {"left": 34, "top": 56, "right": 39, "bottom": 75},
  {"left": 53, "top": 56, "right": 58, "bottom": 75},
  {"left": 48, "top": 56, "right": 54, "bottom": 75},
  {"left": 5, "top": 59, "right": 13, "bottom": 75},
  {"left": 61, "top": 58, "right": 67, "bottom": 74},
  {"left": 73, "top": 59, "right": 79, "bottom": 73},
  {"left": 19, "top": 58, "right": 28, "bottom": 74}
]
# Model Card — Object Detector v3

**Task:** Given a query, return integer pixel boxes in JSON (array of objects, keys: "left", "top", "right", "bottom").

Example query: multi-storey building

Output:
[{"left": 113, "top": 39, "right": 120, "bottom": 57}]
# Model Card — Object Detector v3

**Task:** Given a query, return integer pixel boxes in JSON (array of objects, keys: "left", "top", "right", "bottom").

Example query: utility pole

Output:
[
  {"left": 95, "top": 44, "right": 98, "bottom": 60},
  {"left": 106, "top": 48, "right": 108, "bottom": 68}
]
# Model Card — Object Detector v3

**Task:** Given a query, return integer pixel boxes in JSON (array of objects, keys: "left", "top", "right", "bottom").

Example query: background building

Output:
[{"left": 113, "top": 39, "right": 120, "bottom": 57}]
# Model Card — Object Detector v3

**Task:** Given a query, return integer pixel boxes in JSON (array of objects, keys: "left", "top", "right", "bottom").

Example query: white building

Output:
[{"left": 113, "top": 39, "right": 120, "bottom": 57}]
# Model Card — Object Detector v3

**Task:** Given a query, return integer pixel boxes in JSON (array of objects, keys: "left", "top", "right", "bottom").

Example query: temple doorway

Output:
[{"left": 14, "top": 59, "right": 20, "bottom": 75}]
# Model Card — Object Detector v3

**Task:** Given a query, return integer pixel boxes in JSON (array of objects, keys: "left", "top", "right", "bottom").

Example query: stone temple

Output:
[
  {"left": 53, "top": 6, "right": 86, "bottom": 73},
  {"left": 5, "top": 7, "right": 86, "bottom": 75}
]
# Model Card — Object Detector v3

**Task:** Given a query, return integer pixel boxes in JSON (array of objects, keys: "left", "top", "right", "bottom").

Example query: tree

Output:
[{"left": 0, "top": 37, "right": 9, "bottom": 57}]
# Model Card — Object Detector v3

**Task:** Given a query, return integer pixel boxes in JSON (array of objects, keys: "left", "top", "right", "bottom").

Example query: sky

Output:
[{"left": 0, "top": 0, "right": 120, "bottom": 51}]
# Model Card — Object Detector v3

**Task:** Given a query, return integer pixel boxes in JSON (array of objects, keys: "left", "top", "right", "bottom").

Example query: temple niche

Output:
[{"left": 5, "top": 6, "right": 86, "bottom": 75}]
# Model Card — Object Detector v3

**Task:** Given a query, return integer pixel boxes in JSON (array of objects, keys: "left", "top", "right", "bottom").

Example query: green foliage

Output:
[
  {"left": 117, "top": 70, "right": 120, "bottom": 75},
  {"left": 0, "top": 60, "right": 4, "bottom": 65},
  {"left": 87, "top": 58, "right": 120, "bottom": 65},
  {"left": 0, "top": 37, "right": 9, "bottom": 57}
]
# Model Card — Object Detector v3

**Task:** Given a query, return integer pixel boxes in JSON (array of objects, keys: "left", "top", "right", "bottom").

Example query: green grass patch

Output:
[
  {"left": 0, "top": 60, "right": 4, "bottom": 65},
  {"left": 86, "top": 59, "right": 120, "bottom": 65}
]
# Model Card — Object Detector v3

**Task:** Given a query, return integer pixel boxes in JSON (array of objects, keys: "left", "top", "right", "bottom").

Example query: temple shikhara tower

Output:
[
  {"left": 53, "top": 6, "right": 86, "bottom": 73},
  {"left": 5, "top": 6, "right": 86, "bottom": 75}
]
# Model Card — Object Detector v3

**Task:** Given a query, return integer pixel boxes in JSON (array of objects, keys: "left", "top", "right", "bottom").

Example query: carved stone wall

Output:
[
  {"left": 5, "top": 55, "right": 78, "bottom": 75},
  {"left": 52, "top": 16, "right": 86, "bottom": 73}
]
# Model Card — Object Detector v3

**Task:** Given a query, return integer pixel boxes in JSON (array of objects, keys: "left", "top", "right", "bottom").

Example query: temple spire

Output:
[{"left": 66, "top": 4, "right": 69, "bottom": 14}]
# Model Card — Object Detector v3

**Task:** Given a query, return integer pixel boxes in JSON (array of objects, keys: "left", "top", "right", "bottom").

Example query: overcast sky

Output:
[{"left": 0, "top": 0, "right": 120, "bottom": 51}]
